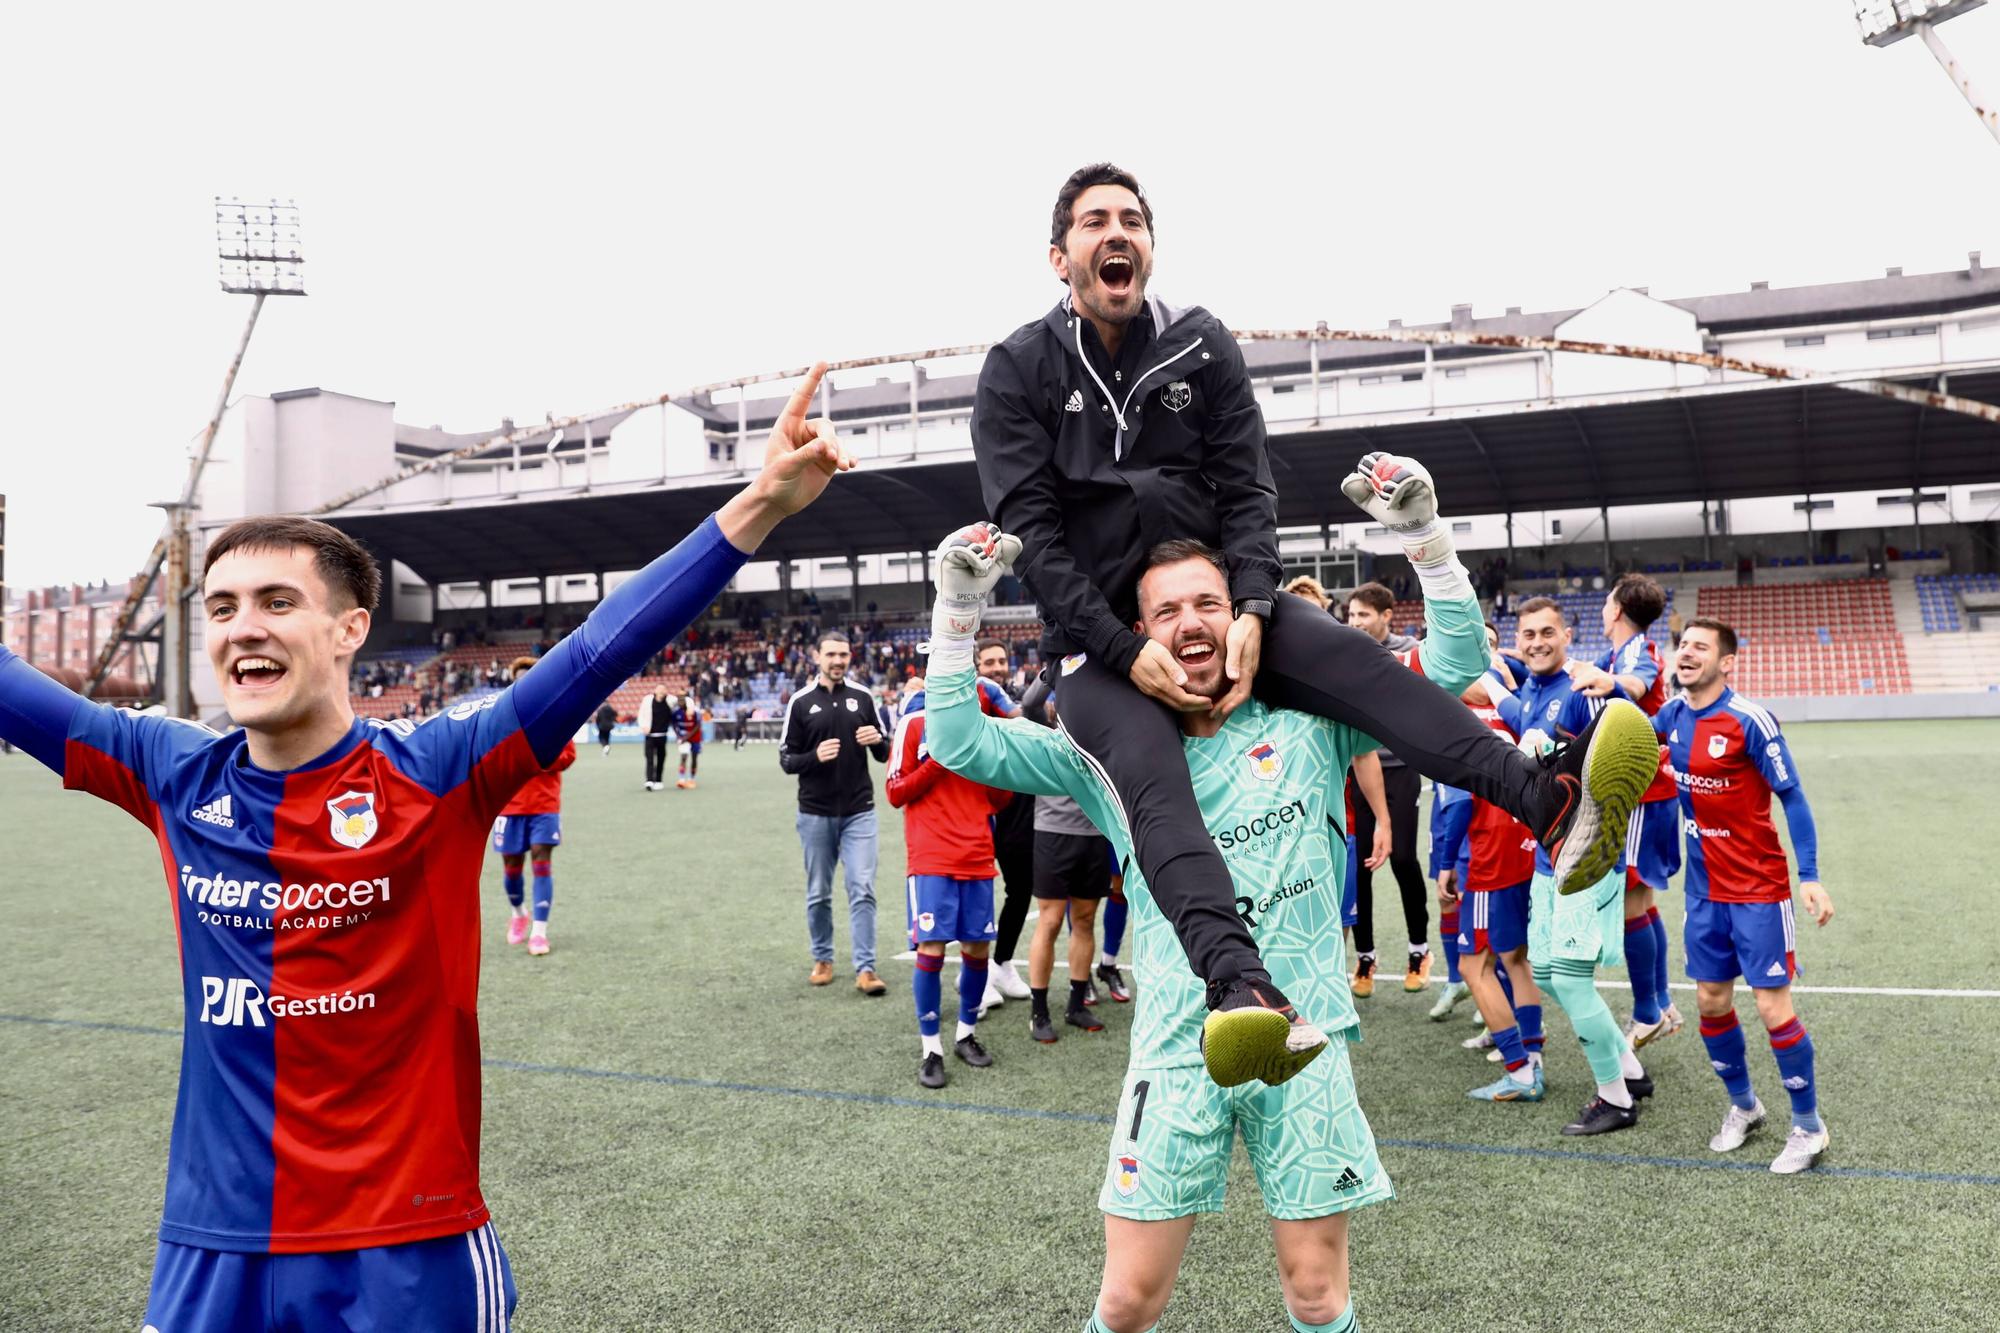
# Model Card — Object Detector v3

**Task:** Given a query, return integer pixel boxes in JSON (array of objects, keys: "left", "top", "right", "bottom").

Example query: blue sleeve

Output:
[
  {"left": 1742, "top": 716, "right": 1801, "bottom": 797},
  {"left": 1483, "top": 670, "right": 1526, "bottom": 733},
  {"left": 1776, "top": 784, "right": 1819, "bottom": 882},
  {"left": 0, "top": 642, "right": 81, "bottom": 773},
  {"left": 508, "top": 515, "right": 747, "bottom": 764},
  {"left": 1431, "top": 787, "right": 1472, "bottom": 875},
  {"left": 1558, "top": 690, "right": 1599, "bottom": 740}
]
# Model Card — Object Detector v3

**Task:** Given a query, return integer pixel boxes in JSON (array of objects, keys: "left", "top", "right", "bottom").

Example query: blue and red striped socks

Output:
[
  {"left": 958, "top": 956, "right": 987, "bottom": 1031},
  {"left": 502, "top": 868, "right": 525, "bottom": 909},
  {"left": 530, "top": 859, "right": 553, "bottom": 923},
  {"left": 1514, "top": 1003, "right": 1544, "bottom": 1057},
  {"left": 1700, "top": 1010, "right": 1758, "bottom": 1109},
  {"left": 913, "top": 952, "right": 944, "bottom": 1040},
  {"left": 1767, "top": 1016, "right": 1821, "bottom": 1132},
  {"left": 1440, "top": 908, "right": 1462, "bottom": 984},
  {"left": 1624, "top": 913, "right": 1662, "bottom": 1025},
  {"left": 1648, "top": 906, "right": 1671, "bottom": 1014}
]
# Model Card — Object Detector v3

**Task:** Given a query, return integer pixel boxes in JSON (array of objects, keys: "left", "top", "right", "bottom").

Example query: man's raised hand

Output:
[{"left": 716, "top": 361, "right": 855, "bottom": 553}]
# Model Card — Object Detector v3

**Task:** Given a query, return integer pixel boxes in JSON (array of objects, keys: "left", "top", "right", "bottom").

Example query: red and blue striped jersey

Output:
[
  {"left": 1652, "top": 688, "right": 1801, "bottom": 904},
  {"left": 1599, "top": 635, "right": 1677, "bottom": 803},
  {"left": 0, "top": 514, "right": 747, "bottom": 1253}
]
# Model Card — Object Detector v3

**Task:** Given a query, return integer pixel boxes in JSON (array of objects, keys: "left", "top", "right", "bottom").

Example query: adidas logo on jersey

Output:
[
  {"left": 1064, "top": 389, "right": 1084, "bottom": 413},
  {"left": 1333, "top": 1167, "right": 1363, "bottom": 1191},
  {"left": 191, "top": 795, "right": 236, "bottom": 829}
]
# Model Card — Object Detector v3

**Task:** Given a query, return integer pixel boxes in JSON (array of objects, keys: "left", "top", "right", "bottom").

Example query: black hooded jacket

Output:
[{"left": 972, "top": 295, "right": 1280, "bottom": 675}]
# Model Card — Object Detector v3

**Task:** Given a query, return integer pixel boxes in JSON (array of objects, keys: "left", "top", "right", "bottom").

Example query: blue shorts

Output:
[
  {"left": 1684, "top": 896, "right": 1799, "bottom": 988},
  {"left": 490, "top": 814, "right": 561, "bottom": 856},
  {"left": 1459, "top": 879, "right": 1531, "bottom": 956},
  {"left": 145, "top": 1222, "right": 515, "bottom": 1332},
  {"left": 906, "top": 875, "right": 997, "bottom": 943},
  {"left": 1624, "top": 799, "right": 1682, "bottom": 892},
  {"left": 1341, "top": 835, "right": 1359, "bottom": 929}
]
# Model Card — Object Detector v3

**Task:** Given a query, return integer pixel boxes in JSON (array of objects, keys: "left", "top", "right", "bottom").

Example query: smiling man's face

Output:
[
  {"left": 1051, "top": 182, "right": 1153, "bottom": 332},
  {"left": 203, "top": 545, "right": 368, "bottom": 736},
  {"left": 1134, "top": 556, "right": 1232, "bottom": 700}
]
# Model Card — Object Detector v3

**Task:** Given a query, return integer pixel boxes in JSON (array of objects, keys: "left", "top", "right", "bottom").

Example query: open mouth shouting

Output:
[
  {"left": 231, "top": 656, "right": 288, "bottom": 691},
  {"left": 1096, "top": 250, "right": 1137, "bottom": 301},
  {"left": 1175, "top": 635, "right": 1217, "bottom": 671}
]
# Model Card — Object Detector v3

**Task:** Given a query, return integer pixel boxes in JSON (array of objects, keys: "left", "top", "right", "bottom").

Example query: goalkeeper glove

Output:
[
  {"left": 927, "top": 523, "right": 1022, "bottom": 674},
  {"left": 1340, "top": 452, "right": 1472, "bottom": 600}
]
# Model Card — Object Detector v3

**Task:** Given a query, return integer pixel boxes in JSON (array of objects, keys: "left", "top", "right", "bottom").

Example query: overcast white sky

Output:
[{"left": 4, "top": 0, "right": 1997, "bottom": 589}]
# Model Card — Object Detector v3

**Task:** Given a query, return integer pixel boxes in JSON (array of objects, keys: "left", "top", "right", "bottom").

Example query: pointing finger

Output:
[{"left": 778, "top": 363, "right": 829, "bottom": 433}]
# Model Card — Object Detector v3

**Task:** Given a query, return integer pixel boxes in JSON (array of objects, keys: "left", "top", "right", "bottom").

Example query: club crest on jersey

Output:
[
  {"left": 326, "top": 791, "right": 379, "bottom": 849},
  {"left": 917, "top": 912, "right": 935, "bottom": 932},
  {"left": 1246, "top": 741, "right": 1282, "bottom": 782},
  {"left": 846, "top": 697, "right": 859, "bottom": 713},
  {"left": 1708, "top": 734, "right": 1729, "bottom": 759},
  {"left": 1114, "top": 1154, "right": 1142, "bottom": 1197},
  {"left": 1061, "top": 652, "right": 1087, "bottom": 676},
  {"left": 1160, "top": 380, "right": 1191, "bottom": 412}
]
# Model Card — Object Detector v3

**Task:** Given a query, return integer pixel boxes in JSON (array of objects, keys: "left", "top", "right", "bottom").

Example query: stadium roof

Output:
[{"left": 322, "top": 363, "right": 2000, "bottom": 585}]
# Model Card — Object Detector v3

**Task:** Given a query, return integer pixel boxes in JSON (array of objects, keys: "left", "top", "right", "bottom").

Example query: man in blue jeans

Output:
[{"left": 780, "top": 631, "right": 892, "bottom": 994}]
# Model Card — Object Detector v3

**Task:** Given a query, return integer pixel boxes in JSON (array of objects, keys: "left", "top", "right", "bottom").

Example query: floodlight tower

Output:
[
  {"left": 1855, "top": 0, "right": 2000, "bottom": 147},
  {"left": 86, "top": 200, "right": 307, "bottom": 715}
]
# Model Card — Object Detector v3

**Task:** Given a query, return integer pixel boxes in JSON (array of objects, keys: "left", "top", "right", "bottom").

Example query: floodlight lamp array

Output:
[{"left": 215, "top": 197, "right": 306, "bottom": 295}]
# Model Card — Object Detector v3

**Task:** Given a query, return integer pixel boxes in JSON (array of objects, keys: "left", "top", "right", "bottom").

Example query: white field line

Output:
[{"left": 890, "top": 948, "right": 1999, "bottom": 998}]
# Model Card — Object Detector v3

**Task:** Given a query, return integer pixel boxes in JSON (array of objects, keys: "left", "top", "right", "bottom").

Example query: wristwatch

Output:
[{"left": 1233, "top": 597, "right": 1274, "bottom": 621}]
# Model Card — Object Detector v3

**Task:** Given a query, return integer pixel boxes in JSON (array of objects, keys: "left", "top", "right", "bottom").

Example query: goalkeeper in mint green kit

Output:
[{"left": 925, "top": 454, "right": 1493, "bottom": 1333}]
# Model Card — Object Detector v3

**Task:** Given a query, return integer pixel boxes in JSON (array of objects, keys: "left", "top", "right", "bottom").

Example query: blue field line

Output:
[{"left": 10, "top": 1011, "right": 1998, "bottom": 1188}]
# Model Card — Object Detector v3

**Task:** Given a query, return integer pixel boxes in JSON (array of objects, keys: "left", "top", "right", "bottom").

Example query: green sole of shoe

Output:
[
  {"left": 1200, "top": 1009, "right": 1327, "bottom": 1088},
  {"left": 1556, "top": 700, "right": 1660, "bottom": 895}
]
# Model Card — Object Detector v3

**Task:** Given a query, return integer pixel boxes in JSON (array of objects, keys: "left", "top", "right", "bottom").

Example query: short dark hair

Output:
[
  {"left": 1682, "top": 616, "right": 1738, "bottom": 656},
  {"left": 1348, "top": 583, "right": 1395, "bottom": 615},
  {"left": 1141, "top": 538, "right": 1229, "bottom": 583},
  {"left": 203, "top": 515, "right": 381, "bottom": 613},
  {"left": 1609, "top": 573, "right": 1666, "bottom": 630},
  {"left": 1516, "top": 595, "right": 1565, "bottom": 622},
  {"left": 1051, "top": 162, "right": 1154, "bottom": 249},
  {"left": 817, "top": 630, "right": 851, "bottom": 651},
  {"left": 975, "top": 638, "right": 1008, "bottom": 660}
]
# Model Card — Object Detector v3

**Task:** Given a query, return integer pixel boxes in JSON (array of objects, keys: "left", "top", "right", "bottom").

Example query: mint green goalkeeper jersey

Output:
[{"left": 925, "top": 590, "right": 1490, "bottom": 1070}]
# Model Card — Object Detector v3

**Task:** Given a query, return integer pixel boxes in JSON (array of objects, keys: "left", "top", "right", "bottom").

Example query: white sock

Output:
[
  {"left": 1618, "top": 1041, "right": 1645, "bottom": 1081},
  {"left": 955, "top": 1020, "right": 978, "bottom": 1042},
  {"left": 1597, "top": 1078, "right": 1634, "bottom": 1109},
  {"left": 510, "top": 907, "right": 530, "bottom": 920},
  {"left": 1409, "top": 942, "right": 1430, "bottom": 957},
  {"left": 921, "top": 1033, "right": 943, "bottom": 1057},
  {"left": 530, "top": 921, "right": 548, "bottom": 940},
  {"left": 1508, "top": 1064, "right": 1536, "bottom": 1087},
  {"left": 1099, "top": 953, "right": 1117, "bottom": 969}
]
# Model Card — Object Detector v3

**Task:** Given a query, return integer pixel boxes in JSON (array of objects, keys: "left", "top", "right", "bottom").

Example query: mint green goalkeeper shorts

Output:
[
  {"left": 1529, "top": 868, "right": 1625, "bottom": 970},
  {"left": 1097, "top": 1039, "right": 1394, "bottom": 1221}
]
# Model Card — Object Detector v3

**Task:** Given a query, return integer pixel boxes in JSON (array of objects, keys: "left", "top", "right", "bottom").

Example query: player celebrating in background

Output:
[
  {"left": 1569, "top": 573, "right": 1681, "bottom": 1047},
  {"left": 886, "top": 674, "right": 1012, "bottom": 1087},
  {"left": 974, "top": 161, "right": 1661, "bottom": 1086},
  {"left": 925, "top": 459, "right": 1491, "bottom": 1333},
  {"left": 0, "top": 362, "right": 850, "bottom": 1329},
  {"left": 1484, "top": 599, "right": 1652, "bottom": 1136},
  {"left": 491, "top": 655, "right": 577, "bottom": 956},
  {"left": 1654, "top": 618, "right": 1834, "bottom": 1174}
]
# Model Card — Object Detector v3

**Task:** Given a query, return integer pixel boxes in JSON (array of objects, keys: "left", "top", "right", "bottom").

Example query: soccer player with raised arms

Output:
[
  {"left": 1654, "top": 617, "right": 1834, "bottom": 1174},
  {"left": 973, "top": 162, "right": 1661, "bottom": 1085},
  {"left": 925, "top": 451, "right": 1490, "bottom": 1333},
  {"left": 0, "top": 364, "right": 852, "bottom": 1331}
]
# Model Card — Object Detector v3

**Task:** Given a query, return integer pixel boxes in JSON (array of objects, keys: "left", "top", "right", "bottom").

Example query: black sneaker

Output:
[
  {"left": 918, "top": 1052, "right": 947, "bottom": 1089},
  {"left": 954, "top": 1035, "right": 993, "bottom": 1068},
  {"left": 1626, "top": 1072, "right": 1656, "bottom": 1101},
  {"left": 1030, "top": 1013, "right": 1058, "bottom": 1044},
  {"left": 1527, "top": 700, "right": 1661, "bottom": 895},
  {"left": 1095, "top": 963, "right": 1131, "bottom": 1003},
  {"left": 1561, "top": 1096, "right": 1639, "bottom": 1136},
  {"left": 1201, "top": 976, "right": 1327, "bottom": 1089},
  {"left": 1066, "top": 1004, "right": 1105, "bottom": 1033}
]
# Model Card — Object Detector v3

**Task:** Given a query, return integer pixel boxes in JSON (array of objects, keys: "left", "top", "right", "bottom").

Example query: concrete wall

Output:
[{"left": 1769, "top": 691, "right": 2000, "bottom": 722}]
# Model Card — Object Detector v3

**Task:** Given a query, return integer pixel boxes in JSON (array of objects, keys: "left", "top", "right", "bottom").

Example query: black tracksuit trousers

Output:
[
  {"left": 1350, "top": 762, "right": 1427, "bottom": 958},
  {"left": 1053, "top": 591, "right": 1542, "bottom": 1002},
  {"left": 644, "top": 735, "right": 670, "bottom": 785}
]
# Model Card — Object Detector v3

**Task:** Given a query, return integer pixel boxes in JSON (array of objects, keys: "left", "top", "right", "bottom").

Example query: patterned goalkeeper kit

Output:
[{"left": 925, "top": 590, "right": 1489, "bottom": 1221}]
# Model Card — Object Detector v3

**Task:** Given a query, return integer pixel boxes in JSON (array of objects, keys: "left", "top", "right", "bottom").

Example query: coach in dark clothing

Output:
[
  {"left": 973, "top": 162, "right": 1576, "bottom": 1019},
  {"left": 640, "top": 686, "right": 673, "bottom": 790},
  {"left": 1343, "top": 583, "right": 1432, "bottom": 992},
  {"left": 779, "top": 631, "right": 891, "bottom": 995}
]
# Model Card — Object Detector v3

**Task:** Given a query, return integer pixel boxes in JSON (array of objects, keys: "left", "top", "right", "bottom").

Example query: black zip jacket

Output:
[
  {"left": 778, "top": 679, "right": 891, "bottom": 817},
  {"left": 973, "top": 295, "right": 1280, "bottom": 676}
]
